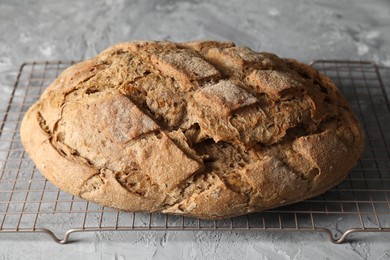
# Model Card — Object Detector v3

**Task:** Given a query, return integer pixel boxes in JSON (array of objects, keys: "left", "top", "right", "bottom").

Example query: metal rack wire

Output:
[{"left": 0, "top": 60, "right": 389, "bottom": 244}]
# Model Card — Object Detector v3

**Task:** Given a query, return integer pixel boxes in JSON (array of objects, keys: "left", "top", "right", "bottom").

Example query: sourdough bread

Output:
[{"left": 21, "top": 41, "right": 364, "bottom": 219}]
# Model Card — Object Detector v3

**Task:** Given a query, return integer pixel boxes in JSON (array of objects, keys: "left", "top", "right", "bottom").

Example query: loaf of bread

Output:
[{"left": 21, "top": 41, "right": 363, "bottom": 219}]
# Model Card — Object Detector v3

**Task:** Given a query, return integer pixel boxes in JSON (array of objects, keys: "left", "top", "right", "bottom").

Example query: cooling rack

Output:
[{"left": 0, "top": 60, "right": 389, "bottom": 244}]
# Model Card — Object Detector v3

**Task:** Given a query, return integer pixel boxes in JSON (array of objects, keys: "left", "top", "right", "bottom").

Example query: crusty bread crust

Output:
[{"left": 20, "top": 41, "right": 364, "bottom": 219}]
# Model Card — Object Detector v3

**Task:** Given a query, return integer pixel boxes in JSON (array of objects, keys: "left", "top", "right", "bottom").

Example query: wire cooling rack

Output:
[{"left": 0, "top": 60, "right": 389, "bottom": 244}]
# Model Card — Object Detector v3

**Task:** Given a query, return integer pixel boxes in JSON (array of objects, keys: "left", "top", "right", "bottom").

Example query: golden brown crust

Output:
[{"left": 20, "top": 41, "right": 364, "bottom": 219}]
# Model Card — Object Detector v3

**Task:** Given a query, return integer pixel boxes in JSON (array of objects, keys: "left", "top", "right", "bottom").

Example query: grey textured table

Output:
[{"left": 1, "top": 0, "right": 390, "bottom": 259}]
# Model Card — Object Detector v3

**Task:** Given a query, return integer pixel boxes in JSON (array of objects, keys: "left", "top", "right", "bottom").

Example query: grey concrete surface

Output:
[{"left": 1, "top": 0, "right": 390, "bottom": 259}]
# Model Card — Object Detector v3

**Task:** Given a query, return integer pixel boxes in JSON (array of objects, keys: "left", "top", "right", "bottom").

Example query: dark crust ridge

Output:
[{"left": 20, "top": 41, "right": 364, "bottom": 219}]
